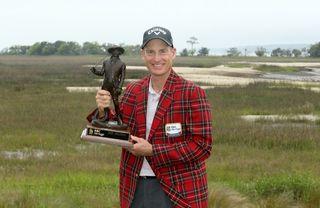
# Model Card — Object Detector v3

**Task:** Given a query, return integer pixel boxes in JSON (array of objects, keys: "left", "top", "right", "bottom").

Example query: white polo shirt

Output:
[{"left": 139, "top": 80, "right": 161, "bottom": 176}]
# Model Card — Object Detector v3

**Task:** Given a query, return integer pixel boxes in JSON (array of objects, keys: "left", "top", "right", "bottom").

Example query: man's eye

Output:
[
  {"left": 146, "top": 50, "right": 155, "bottom": 55},
  {"left": 159, "top": 49, "right": 169, "bottom": 54}
]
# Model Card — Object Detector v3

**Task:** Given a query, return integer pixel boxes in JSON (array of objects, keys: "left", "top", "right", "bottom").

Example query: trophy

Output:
[{"left": 80, "top": 46, "right": 132, "bottom": 147}]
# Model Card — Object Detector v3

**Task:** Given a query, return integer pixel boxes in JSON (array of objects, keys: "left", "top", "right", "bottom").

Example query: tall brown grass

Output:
[{"left": 209, "top": 184, "right": 255, "bottom": 208}]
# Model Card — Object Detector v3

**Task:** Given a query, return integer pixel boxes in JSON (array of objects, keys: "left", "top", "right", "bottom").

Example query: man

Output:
[{"left": 88, "top": 26, "right": 213, "bottom": 208}]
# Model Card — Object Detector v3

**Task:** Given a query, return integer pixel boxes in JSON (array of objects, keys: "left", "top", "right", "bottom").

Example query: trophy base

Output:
[
  {"left": 80, "top": 124, "right": 132, "bottom": 148},
  {"left": 91, "top": 119, "right": 128, "bottom": 130}
]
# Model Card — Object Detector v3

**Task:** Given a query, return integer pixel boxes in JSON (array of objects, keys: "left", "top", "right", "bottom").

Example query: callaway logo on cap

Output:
[{"left": 141, "top": 26, "right": 174, "bottom": 49}]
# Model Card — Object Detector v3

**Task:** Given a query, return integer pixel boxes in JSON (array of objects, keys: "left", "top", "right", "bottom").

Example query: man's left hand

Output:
[{"left": 126, "top": 135, "right": 153, "bottom": 157}]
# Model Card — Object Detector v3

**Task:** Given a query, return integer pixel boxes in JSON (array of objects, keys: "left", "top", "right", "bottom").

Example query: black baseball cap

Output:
[{"left": 141, "top": 26, "right": 174, "bottom": 49}]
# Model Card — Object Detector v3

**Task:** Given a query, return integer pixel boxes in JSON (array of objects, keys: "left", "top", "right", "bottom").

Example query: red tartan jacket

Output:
[{"left": 88, "top": 69, "right": 213, "bottom": 208}]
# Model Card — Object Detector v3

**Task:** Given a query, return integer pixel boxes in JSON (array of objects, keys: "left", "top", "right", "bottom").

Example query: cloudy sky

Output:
[{"left": 1, "top": 0, "right": 319, "bottom": 51}]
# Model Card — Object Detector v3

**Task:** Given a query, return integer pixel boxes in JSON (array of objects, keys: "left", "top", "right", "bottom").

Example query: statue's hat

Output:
[{"left": 108, "top": 46, "right": 125, "bottom": 55}]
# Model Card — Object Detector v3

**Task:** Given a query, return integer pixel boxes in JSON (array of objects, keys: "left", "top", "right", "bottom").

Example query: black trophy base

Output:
[{"left": 80, "top": 124, "right": 132, "bottom": 148}]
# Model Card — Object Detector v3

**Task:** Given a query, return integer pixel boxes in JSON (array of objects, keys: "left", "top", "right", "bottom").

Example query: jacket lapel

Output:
[
  {"left": 148, "top": 70, "right": 176, "bottom": 140},
  {"left": 135, "top": 76, "right": 149, "bottom": 139}
]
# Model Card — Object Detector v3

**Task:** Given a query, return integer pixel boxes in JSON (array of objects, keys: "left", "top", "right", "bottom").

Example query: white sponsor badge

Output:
[{"left": 165, "top": 123, "right": 182, "bottom": 137}]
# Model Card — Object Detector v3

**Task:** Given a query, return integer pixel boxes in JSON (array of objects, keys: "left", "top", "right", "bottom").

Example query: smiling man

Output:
[{"left": 89, "top": 26, "right": 213, "bottom": 208}]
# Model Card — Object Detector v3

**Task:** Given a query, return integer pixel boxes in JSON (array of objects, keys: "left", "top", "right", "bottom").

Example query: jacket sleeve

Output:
[{"left": 150, "top": 86, "right": 213, "bottom": 168}]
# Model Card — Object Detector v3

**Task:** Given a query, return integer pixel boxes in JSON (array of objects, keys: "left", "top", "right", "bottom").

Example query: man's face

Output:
[{"left": 141, "top": 39, "right": 176, "bottom": 78}]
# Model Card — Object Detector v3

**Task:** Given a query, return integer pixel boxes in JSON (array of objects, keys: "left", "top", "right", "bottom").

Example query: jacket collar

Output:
[
  {"left": 148, "top": 69, "right": 177, "bottom": 140},
  {"left": 134, "top": 69, "right": 178, "bottom": 140}
]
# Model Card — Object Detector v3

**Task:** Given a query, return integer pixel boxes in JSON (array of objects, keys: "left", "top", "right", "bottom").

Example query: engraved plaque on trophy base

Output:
[{"left": 80, "top": 124, "right": 132, "bottom": 148}]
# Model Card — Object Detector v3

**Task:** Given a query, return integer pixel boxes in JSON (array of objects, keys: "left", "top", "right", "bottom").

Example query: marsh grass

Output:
[
  {"left": 1, "top": 56, "right": 320, "bottom": 207},
  {"left": 208, "top": 184, "right": 255, "bottom": 208},
  {"left": 254, "top": 65, "right": 300, "bottom": 72},
  {"left": 0, "top": 173, "right": 119, "bottom": 207},
  {"left": 254, "top": 174, "right": 318, "bottom": 201},
  {"left": 225, "top": 63, "right": 253, "bottom": 68}
]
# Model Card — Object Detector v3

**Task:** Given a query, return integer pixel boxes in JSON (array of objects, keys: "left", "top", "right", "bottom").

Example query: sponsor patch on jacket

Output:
[{"left": 165, "top": 123, "right": 182, "bottom": 137}]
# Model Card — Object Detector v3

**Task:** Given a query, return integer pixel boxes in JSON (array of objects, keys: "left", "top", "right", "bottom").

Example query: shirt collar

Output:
[{"left": 148, "top": 79, "right": 162, "bottom": 95}]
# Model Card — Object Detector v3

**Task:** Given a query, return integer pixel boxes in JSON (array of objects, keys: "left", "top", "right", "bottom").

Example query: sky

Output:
[{"left": 1, "top": 0, "right": 320, "bottom": 52}]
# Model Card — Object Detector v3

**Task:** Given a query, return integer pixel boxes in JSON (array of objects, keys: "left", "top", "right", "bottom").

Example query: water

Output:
[
  {"left": 260, "top": 68, "right": 320, "bottom": 82},
  {"left": 1, "top": 149, "right": 58, "bottom": 160}
]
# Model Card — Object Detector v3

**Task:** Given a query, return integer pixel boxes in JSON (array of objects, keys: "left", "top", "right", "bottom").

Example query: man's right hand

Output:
[{"left": 96, "top": 90, "right": 112, "bottom": 117}]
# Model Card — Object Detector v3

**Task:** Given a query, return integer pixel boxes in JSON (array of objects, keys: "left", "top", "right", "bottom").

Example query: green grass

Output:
[
  {"left": 254, "top": 65, "right": 300, "bottom": 73},
  {"left": 225, "top": 63, "right": 253, "bottom": 68},
  {"left": 0, "top": 173, "right": 119, "bottom": 208},
  {"left": 252, "top": 63, "right": 320, "bottom": 73},
  {"left": 1, "top": 56, "right": 320, "bottom": 207}
]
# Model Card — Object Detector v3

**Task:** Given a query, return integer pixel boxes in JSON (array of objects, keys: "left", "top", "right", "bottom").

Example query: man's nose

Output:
[{"left": 153, "top": 53, "right": 162, "bottom": 61}]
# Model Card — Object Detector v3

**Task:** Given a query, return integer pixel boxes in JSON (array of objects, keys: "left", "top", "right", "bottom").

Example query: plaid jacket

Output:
[{"left": 88, "top": 69, "right": 213, "bottom": 207}]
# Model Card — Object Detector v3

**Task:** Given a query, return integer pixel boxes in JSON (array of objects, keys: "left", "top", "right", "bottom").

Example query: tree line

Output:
[
  {"left": 1, "top": 39, "right": 320, "bottom": 57},
  {"left": 1, "top": 39, "right": 211, "bottom": 56},
  {"left": 179, "top": 36, "right": 210, "bottom": 56},
  {"left": 225, "top": 42, "right": 320, "bottom": 58},
  {"left": 0, "top": 41, "right": 141, "bottom": 56}
]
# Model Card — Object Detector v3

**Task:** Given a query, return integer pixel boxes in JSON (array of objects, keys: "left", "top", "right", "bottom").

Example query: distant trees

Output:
[
  {"left": 3, "top": 45, "right": 30, "bottom": 55},
  {"left": 82, "top": 41, "right": 104, "bottom": 55},
  {"left": 301, "top": 47, "right": 309, "bottom": 57},
  {"left": 227, "top": 47, "right": 241, "bottom": 57},
  {"left": 292, "top": 49, "right": 302, "bottom": 57},
  {"left": 186, "top": 36, "right": 199, "bottom": 56},
  {"left": 180, "top": 48, "right": 190, "bottom": 56},
  {"left": 2, "top": 40, "right": 320, "bottom": 57},
  {"left": 0, "top": 41, "right": 141, "bottom": 56},
  {"left": 282, "top": 49, "right": 292, "bottom": 57},
  {"left": 271, "top": 48, "right": 282, "bottom": 57},
  {"left": 121, "top": 44, "right": 141, "bottom": 56},
  {"left": 181, "top": 37, "right": 209, "bottom": 56},
  {"left": 56, "top": 41, "right": 82, "bottom": 55},
  {"left": 308, "top": 42, "right": 320, "bottom": 57},
  {"left": 198, "top": 47, "right": 210, "bottom": 56},
  {"left": 255, "top": 47, "right": 267, "bottom": 57},
  {"left": 25, "top": 41, "right": 82, "bottom": 55},
  {"left": 271, "top": 48, "right": 302, "bottom": 57},
  {"left": 179, "top": 47, "right": 210, "bottom": 56},
  {"left": 28, "top": 41, "right": 56, "bottom": 55}
]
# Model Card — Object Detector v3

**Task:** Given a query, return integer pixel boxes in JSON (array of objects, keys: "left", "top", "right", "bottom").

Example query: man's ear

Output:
[{"left": 171, "top": 47, "right": 177, "bottom": 59}]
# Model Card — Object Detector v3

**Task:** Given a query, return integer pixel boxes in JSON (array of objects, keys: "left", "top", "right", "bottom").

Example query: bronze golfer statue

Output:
[{"left": 89, "top": 46, "right": 127, "bottom": 129}]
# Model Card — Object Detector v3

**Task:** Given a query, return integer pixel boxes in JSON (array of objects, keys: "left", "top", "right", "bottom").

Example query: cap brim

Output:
[{"left": 141, "top": 37, "right": 173, "bottom": 49}]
